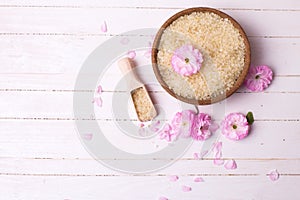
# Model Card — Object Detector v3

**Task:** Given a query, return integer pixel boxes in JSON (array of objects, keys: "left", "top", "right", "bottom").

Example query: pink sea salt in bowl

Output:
[{"left": 152, "top": 7, "right": 251, "bottom": 105}]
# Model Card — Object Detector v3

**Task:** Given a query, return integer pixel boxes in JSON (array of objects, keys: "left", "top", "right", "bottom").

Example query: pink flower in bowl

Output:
[
  {"left": 221, "top": 113, "right": 250, "bottom": 140},
  {"left": 245, "top": 65, "right": 273, "bottom": 92},
  {"left": 171, "top": 45, "right": 203, "bottom": 76}
]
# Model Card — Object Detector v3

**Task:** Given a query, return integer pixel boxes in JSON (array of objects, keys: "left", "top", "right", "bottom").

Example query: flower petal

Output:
[
  {"left": 144, "top": 49, "right": 151, "bottom": 58},
  {"left": 193, "top": 153, "right": 200, "bottom": 160},
  {"left": 149, "top": 120, "right": 161, "bottom": 132},
  {"left": 200, "top": 150, "right": 208, "bottom": 158},
  {"left": 194, "top": 177, "right": 204, "bottom": 182},
  {"left": 224, "top": 159, "right": 237, "bottom": 170},
  {"left": 83, "top": 133, "right": 93, "bottom": 141},
  {"left": 127, "top": 50, "right": 136, "bottom": 59},
  {"left": 138, "top": 127, "right": 146, "bottom": 137},
  {"left": 213, "top": 142, "right": 223, "bottom": 152},
  {"left": 268, "top": 169, "right": 280, "bottom": 181},
  {"left": 92, "top": 97, "right": 103, "bottom": 107},
  {"left": 215, "top": 150, "right": 222, "bottom": 159},
  {"left": 120, "top": 37, "right": 130, "bottom": 45},
  {"left": 213, "top": 158, "right": 224, "bottom": 166},
  {"left": 168, "top": 175, "right": 179, "bottom": 182},
  {"left": 159, "top": 197, "right": 168, "bottom": 200},
  {"left": 182, "top": 185, "right": 192, "bottom": 192},
  {"left": 101, "top": 21, "right": 107, "bottom": 33},
  {"left": 96, "top": 85, "right": 102, "bottom": 94},
  {"left": 209, "top": 123, "right": 219, "bottom": 132}
]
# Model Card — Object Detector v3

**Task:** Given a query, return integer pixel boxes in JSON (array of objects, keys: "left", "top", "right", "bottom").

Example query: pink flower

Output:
[
  {"left": 171, "top": 110, "right": 196, "bottom": 138},
  {"left": 221, "top": 113, "right": 250, "bottom": 141},
  {"left": 245, "top": 65, "right": 273, "bottom": 92},
  {"left": 191, "top": 113, "right": 212, "bottom": 141},
  {"left": 171, "top": 45, "right": 203, "bottom": 76}
]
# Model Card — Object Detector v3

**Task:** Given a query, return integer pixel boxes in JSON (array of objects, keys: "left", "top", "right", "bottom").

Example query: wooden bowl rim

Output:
[{"left": 151, "top": 7, "right": 251, "bottom": 105}]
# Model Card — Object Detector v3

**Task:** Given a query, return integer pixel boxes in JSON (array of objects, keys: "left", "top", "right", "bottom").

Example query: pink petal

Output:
[
  {"left": 120, "top": 37, "right": 130, "bottom": 45},
  {"left": 92, "top": 97, "right": 103, "bottom": 107},
  {"left": 224, "top": 159, "right": 237, "bottom": 170},
  {"left": 209, "top": 123, "right": 219, "bottom": 132},
  {"left": 159, "top": 197, "right": 168, "bottom": 200},
  {"left": 83, "top": 133, "right": 93, "bottom": 141},
  {"left": 268, "top": 169, "right": 280, "bottom": 181},
  {"left": 194, "top": 177, "right": 204, "bottom": 182},
  {"left": 182, "top": 185, "right": 192, "bottom": 192},
  {"left": 140, "top": 123, "right": 145, "bottom": 128},
  {"left": 149, "top": 120, "right": 161, "bottom": 132},
  {"left": 127, "top": 50, "right": 136, "bottom": 59},
  {"left": 200, "top": 150, "right": 208, "bottom": 158},
  {"left": 193, "top": 153, "right": 200, "bottom": 160},
  {"left": 138, "top": 127, "right": 146, "bottom": 137},
  {"left": 101, "top": 21, "right": 107, "bottom": 33},
  {"left": 213, "top": 142, "right": 222, "bottom": 152},
  {"left": 168, "top": 175, "right": 179, "bottom": 182},
  {"left": 144, "top": 49, "right": 151, "bottom": 58},
  {"left": 213, "top": 158, "right": 224, "bottom": 166},
  {"left": 96, "top": 85, "right": 102, "bottom": 94},
  {"left": 215, "top": 150, "right": 222, "bottom": 159}
]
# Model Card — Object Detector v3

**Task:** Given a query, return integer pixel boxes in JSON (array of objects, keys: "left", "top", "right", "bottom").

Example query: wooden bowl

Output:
[{"left": 152, "top": 7, "right": 251, "bottom": 105}]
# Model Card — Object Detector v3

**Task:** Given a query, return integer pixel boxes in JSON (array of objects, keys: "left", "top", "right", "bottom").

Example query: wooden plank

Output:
[
  {"left": 0, "top": 75, "right": 299, "bottom": 93},
  {"left": 0, "top": 175, "right": 299, "bottom": 199},
  {"left": 0, "top": 157, "right": 299, "bottom": 175},
  {"left": 0, "top": 36, "right": 299, "bottom": 76},
  {"left": 0, "top": 91, "right": 299, "bottom": 120},
  {"left": 1, "top": 0, "right": 300, "bottom": 10},
  {"left": 1, "top": 8, "right": 300, "bottom": 37},
  {"left": 0, "top": 120, "right": 299, "bottom": 159}
]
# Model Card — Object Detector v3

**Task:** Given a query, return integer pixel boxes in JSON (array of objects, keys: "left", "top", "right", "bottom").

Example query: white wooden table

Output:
[{"left": 0, "top": 0, "right": 299, "bottom": 199}]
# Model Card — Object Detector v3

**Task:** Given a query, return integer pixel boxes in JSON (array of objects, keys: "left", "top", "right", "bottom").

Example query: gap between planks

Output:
[
  {"left": 0, "top": 89, "right": 299, "bottom": 93},
  {"left": 0, "top": 173, "right": 299, "bottom": 177},
  {"left": 0, "top": 33, "right": 300, "bottom": 38},
  {"left": 0, "top": 172, "right": 288, "bottom": 177},
  {"left": 0, "top": 5, "right": 300, "bottom": 12},
  {"left": 0, "top": 157, "right": 299, "bottom": 161},
  {"left": 0, "top": 117, "right": 299, "bottom": 122}
]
